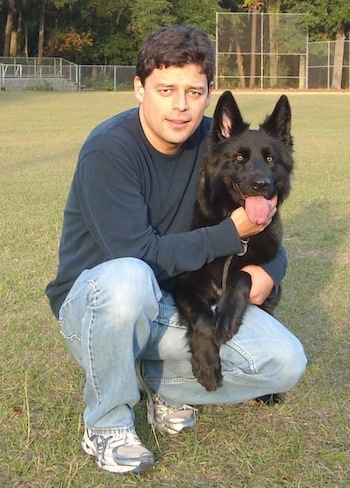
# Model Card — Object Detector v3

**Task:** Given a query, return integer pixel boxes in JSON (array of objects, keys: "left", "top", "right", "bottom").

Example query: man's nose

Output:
[{"left": 173, "top": 92, "right": 189, "bottom": 111}]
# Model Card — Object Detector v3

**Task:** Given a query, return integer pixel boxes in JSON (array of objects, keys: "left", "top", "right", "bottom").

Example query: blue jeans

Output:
[{"left": 59, "top": 258, "right": 307, "bottom": 433}]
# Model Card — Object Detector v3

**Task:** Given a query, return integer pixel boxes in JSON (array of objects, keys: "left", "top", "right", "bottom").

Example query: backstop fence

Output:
[
  {"left": 216, "top": 12, "right": 349, "bottom": 90},
  {"left": 308, "top": 40, "right": 349, "bottom": 89},
  {"left": 216, "top": 12, "right": 307, "bottom": 89}
]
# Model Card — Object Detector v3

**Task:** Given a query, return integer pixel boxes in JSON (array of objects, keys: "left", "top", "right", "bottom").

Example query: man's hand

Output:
[
  {"left": 241, "top": 264, "right": 274, "bottom": 305},
  {"left": 230, "top": 195, "right": 277, "bottom": 238}
]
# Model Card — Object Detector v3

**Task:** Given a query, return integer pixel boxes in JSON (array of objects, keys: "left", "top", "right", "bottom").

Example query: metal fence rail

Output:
[
  {"left": 0, "top": 57, "right": 135, "bottom": 91},
  {"left": 0, "top": 56, "right": 78, "bottom": 80}
]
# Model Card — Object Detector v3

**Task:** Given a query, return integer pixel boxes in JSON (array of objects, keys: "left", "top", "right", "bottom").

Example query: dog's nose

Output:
[{"left": 252, "top": 178, "right": 270, "bottom": 193}]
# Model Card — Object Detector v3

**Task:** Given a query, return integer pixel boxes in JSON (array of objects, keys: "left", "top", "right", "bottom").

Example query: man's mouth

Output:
[{"left": 167, "top": 118, "right": 190, "bottom": 129}]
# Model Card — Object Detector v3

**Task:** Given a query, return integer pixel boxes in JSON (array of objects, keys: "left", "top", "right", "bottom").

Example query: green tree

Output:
[
  {"left": 173, "top": 0, "right": 224, "bottom": 36},
  {"left": 241, "top": 1, "right": 264, "bottom": 88},
  {"left": 3, "top": 0, "right": 17, "bottom": 56},
  {"left": 217, "top": 11, "right": 247, "bottom": 88},
  {"left": 80, "top": 0, "right": 135, "bottom": 64},
  {"left": 265, "top": 0, "right": 282, "bottom": 87},
  {"left": 128, "top": 0, "right": 176, "bottom": 45}
]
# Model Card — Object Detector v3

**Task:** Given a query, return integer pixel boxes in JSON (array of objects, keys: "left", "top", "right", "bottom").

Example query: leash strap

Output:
[{"left": 222, "top": 238, "right": 249, "bottom": 290}]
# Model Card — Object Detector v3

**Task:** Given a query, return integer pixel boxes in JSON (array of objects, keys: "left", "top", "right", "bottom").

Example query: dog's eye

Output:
[
  {"left": 234, "top": 154, "right": 244, "bottom": 162},
  {"left": 266, "top": 155, "right": 274, "bottom": 164}
]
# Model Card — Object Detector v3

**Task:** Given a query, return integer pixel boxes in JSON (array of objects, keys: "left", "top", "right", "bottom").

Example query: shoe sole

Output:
[
  {"left": 154, "top": 422, "right": 195, "bottom": 435},
  {"left": 96, "top": 458, "right": 154, "bottom": 474}
]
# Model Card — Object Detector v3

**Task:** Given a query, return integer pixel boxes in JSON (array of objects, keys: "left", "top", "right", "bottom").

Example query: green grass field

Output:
[{"left": 1, "top": 90, "right": 350, "bottom": 487}]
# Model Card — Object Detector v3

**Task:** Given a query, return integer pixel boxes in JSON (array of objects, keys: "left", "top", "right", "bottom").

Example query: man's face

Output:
[{"left": 134, "top": 64, "right": 212, "bottom": 155}]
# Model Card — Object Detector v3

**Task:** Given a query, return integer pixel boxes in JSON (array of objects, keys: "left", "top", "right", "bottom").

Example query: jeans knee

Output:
[
  {"left": 272, "top": 337, "right": 307, "bottom": 392},
  {"left": 92, "top": 258, "right": 161, "bottom": 321}
]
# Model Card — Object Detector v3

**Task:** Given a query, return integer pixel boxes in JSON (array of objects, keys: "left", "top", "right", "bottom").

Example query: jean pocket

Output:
[{"left": 58, "top": 294, "right": 81, "bottom": 343}]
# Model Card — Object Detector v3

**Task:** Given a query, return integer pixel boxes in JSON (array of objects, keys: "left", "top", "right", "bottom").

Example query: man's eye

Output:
[{"left": 160, "top": 89, "right": 172, "bottom": 95}]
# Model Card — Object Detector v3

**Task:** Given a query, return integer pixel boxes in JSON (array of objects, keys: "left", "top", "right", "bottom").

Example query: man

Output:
[{"left": 46, "top": 25, "right": 307, "bottom": 475}]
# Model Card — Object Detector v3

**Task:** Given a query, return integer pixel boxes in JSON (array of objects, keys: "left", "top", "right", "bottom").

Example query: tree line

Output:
[{"left": 1, "top": 0, "right": 349, "bottom": 66}]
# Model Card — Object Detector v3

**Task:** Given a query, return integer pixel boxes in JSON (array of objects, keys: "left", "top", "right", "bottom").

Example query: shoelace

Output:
[
  {"left": 92, "top": 430, "right": 141, "bottom": 455},
  {"left": 92, "top": 433, "right": 113, "bottom": 460}
]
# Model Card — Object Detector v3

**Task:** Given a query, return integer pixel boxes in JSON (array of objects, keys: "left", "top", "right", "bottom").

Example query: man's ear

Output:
[{"left": 134, "top": 76, "right": 144, "bottom": 102}]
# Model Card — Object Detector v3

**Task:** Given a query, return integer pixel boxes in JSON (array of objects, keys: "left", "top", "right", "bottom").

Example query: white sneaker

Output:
[
  {"left": 82, "top": 427, "right": 154, "bottom": 474},
  {"left": 149, "top": 394, "right": 196, "bottom": 435}
]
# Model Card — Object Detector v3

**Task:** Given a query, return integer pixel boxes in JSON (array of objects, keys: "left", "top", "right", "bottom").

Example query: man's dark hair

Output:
[{"left": 136, "top": 25, "right": 215, "bottom": 87}]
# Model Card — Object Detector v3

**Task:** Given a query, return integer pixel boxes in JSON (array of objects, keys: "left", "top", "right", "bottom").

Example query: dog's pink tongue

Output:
[{"left": 245, "top": 196, "right": 270, "bottom": 224}]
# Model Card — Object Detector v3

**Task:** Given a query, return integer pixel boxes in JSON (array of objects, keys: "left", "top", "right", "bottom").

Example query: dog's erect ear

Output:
[
  {"left": 261, "top": 95, "right": 293, "bottom": 147},
  {"left": 211, "top": 91, "right": 249, "bottom": 143}
]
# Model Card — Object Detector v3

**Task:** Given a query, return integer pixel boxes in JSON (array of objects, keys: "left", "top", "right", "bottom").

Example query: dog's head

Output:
[{"left": 200, "top": 91, "right": 294, "bottom": 221}]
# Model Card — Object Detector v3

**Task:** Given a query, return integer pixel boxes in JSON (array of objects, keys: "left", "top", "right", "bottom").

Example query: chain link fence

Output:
[
  {"left": 0, "top": 57, "right": 135, "bottom": 91},
  {"left": 308, "top": 40, "right": 350, "bottom": 89},
  {"left": 215, "top": 12, "right": 349, "bottom": 90},
  {"left": 78, "top": 65, "right": 135, "bottom": 91},
  {"left": 216, "top": 12, "right": 308, "bottom": 89},
  {"left": 1, "top": 15, "right": 349, "bottom": 91}
]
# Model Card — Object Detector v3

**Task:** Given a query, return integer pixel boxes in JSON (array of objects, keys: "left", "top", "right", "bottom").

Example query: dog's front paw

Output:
[
  {"left": 191, "top": 357, "right": 222, "bottom": 392},
  {"left": 191, "top": 341, "right": 222, "bottom": 392}
]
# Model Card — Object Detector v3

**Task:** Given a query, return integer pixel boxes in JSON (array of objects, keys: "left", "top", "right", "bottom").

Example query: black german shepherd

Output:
[{"left": 173, "top": 91, "right": 294, "bottom": 392}]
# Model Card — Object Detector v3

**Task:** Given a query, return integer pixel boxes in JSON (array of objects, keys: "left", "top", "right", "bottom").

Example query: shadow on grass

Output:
[{"left": 281, "top": 198, "right": 350, "bottom": 402}]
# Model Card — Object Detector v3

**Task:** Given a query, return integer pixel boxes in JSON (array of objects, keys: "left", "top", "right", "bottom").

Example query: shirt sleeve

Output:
[
  {"left": 75, "top": 149, "right": 243, "bottom": 282},
  {"left": 261, "top": 244, "right": 288, "bottom": 297}
]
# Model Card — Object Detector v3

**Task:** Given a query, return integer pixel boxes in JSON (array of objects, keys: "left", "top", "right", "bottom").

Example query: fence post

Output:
[
  {"left": 0, "top": 63, "right": 4, "bottom": 89},
  {"left": 327, "top": 41, "right": 330, "bottom": 90},
  {"left": 305, "top": 34, "right": 309, "bottom": 89},
  {"left": 78, "top": 64, "right": 81, "bottom": 91}
]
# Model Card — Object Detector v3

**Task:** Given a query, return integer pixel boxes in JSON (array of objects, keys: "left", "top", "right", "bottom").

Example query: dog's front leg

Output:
[
  {"left": 188, "top": 318, "right": 223, "bottom": 392},
  {"left": 214, "top": 271, "right": 252, "bottom": 345},
  {"left": 174, "top": 275, "right": 223, "bottom": 391}
]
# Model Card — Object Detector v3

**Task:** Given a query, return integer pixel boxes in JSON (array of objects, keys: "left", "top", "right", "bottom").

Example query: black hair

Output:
[{"left": 136, "top": 25, "right": 214, "bottom": 87}]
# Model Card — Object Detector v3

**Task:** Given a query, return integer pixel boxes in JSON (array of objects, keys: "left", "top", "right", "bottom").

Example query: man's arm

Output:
[{"left": 242, "top": 245, "right": 288, "bottom": 305}]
